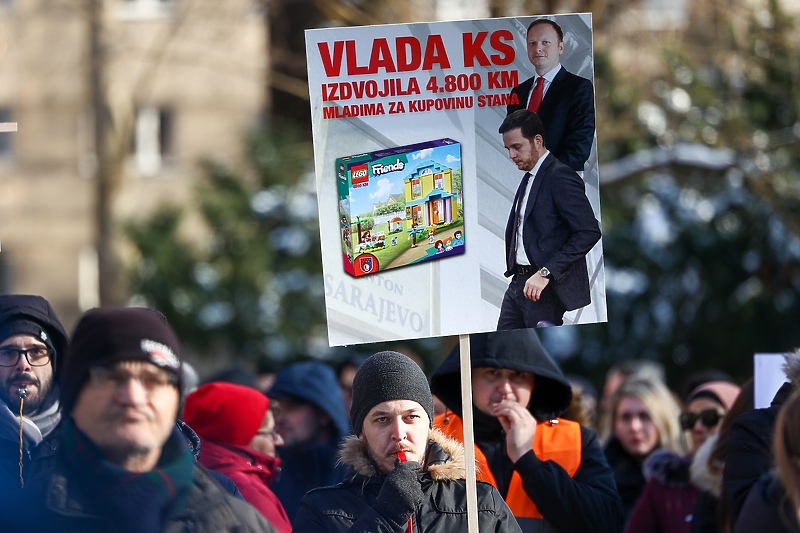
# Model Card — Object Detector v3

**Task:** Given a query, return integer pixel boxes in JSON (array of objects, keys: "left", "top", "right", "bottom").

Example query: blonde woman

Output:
[
  {"left": 735, "top": 388, "right": 800, "bottom": 533},
  {"left": 603, "top": 377, "right": 685, "bottom": 521},
  {"left": 625, "top": 380, "right": 741, "bottom": 533}
]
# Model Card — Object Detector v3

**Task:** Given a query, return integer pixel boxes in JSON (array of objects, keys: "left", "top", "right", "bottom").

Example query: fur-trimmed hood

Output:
[
  {"left": 642, "top": 449, "right": 692, "bottom": 487},
  {"left": 783, "top": 347, "right": 800, "bottom": 386},
  {"left": 690, "top": 433, "right": 722, "bottom": 497},
  {"left": 337, "top": 427, "right": 466, "bottom": 482}
]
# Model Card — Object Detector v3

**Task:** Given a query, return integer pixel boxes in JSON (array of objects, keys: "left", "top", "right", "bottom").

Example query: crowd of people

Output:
[{"left": 1, "top": 293, "right": 798, "bottom": 532}]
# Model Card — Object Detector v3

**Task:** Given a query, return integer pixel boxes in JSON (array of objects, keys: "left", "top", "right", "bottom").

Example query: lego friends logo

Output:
[
  {"left": 351, "top": 163, "right": 369, "bottom": 185},
  {"left": 372, "top": 159, "right": 405, "bottom": 176}
]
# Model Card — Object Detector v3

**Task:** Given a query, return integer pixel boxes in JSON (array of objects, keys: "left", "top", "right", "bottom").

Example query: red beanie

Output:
[{"left": 183, "top": 382, "right": 269, "bottom": 447}]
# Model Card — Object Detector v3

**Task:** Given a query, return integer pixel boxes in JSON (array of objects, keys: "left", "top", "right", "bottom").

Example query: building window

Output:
[
  {"left": 0, "top": 108, "right": 15, "bottom": 162},
  {"left": 0, "top": 247, "right": 11, "bottom": 293},
  {"left": 641, "top": 0, "right": 688, "bottom": 30},
  {"left": 133, "top": 106, "right": 174, "bottom": 177},
  {"left": 118, "top": 0, "right": 174, "bottom": 20},
  {"left": 411, "top": 178, "right": 421, "bottom": 200},
  {"left": 79, "top": 246, "right": 99, "bottom": 311}
]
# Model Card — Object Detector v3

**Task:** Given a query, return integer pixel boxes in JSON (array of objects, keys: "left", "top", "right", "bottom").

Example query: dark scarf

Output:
[
  {"left": 60, "top": 417, "right": 195, "bottom": 533},
  {"left": 603, "top": 436, "right": 647, "bottom": 516}
]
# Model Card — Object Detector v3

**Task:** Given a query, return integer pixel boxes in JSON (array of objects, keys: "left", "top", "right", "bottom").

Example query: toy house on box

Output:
[{"left": 337, "top": 138, "right": 465, "bottom": 277}]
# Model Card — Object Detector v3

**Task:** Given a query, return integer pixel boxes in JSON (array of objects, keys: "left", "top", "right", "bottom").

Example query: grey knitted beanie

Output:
[{"left": 350, "top": 351, "right": 434, "bottom": 435}]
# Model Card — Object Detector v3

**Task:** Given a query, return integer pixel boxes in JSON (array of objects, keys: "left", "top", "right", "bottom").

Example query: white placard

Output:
[{"left": 754, "top": 353, "right": 787, "bottom": 409}]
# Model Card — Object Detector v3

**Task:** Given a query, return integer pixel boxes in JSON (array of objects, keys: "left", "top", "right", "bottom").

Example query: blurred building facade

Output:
[{"left": 0, "top": 0, "right": 265, "bottom": 328}]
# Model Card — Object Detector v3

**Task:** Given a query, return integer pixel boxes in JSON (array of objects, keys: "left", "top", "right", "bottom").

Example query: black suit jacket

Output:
[
  {"left": 504, "top": 153, "right": 601, "bottom": 311},
  {"left": 508, "top": 67, "right": 595, "bottom": 172}
]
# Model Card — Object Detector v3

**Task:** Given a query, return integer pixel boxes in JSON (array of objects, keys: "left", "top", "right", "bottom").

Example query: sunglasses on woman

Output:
[{"left": 680, "top": 409, "right": 723, "bottom": 431}]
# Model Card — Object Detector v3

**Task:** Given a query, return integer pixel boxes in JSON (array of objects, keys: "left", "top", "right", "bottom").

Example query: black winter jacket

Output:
[
  {"left": 294, "top": 428, "right": 522, "bottom": 532},
  {"left": 6, "top": 464, "right": 273, "bottom": 533},
  {"left": 734, "top": 471, "right": 800, "bottom": 533},
  {"left": 431, "top": 330, "right": 624, "bottom": 533},
  {"left": 2, "top": 426, "right": 273, "bottom": 533},
  {"left": 724, "top": 381, "right": 793, "bottom": 524},
  {"left": 603, "top": 436, "right": 647, "bottom": 522}
]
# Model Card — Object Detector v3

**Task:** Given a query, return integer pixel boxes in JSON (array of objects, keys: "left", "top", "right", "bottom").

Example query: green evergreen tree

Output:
[
  {"left": 124, "top": 125, "right": 327, "bottom": 366},
  {"left": 549, "top": 0, "right": 800, "bottom": 387}
]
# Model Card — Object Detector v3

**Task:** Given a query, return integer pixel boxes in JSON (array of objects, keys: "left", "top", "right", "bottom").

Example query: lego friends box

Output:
[
  {"left": 306, "top": 14, "right": 606, "bottom": 345},
  {"left": 338, "top": 138, "right": 465, "bottom": 277}
]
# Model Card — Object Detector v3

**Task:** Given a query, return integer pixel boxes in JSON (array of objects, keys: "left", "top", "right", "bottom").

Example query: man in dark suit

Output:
[
  {"left": 507, "top": 18, "right": 595, "bottom": 172},
  {"left": 498, "top": 110, "right": 601, "bottom": 329}
]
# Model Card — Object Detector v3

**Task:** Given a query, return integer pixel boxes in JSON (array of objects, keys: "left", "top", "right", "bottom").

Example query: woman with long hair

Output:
[
  {"left": 625, "top": 380, "right": 741, "bottom": 533},
  {"left": 603, "top": 377, "right": 685, "bottom": 522}
]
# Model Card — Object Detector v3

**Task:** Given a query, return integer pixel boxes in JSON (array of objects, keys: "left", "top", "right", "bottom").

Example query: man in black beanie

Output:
[
  {"left": 0, "top": 294, "right": 68, "bottom": 490},
  {"left": 6, "top": 307, "right": 275, "bottom": 533},
  {"left": 294, "top": 350, "right": 522, "bottom": 532}
]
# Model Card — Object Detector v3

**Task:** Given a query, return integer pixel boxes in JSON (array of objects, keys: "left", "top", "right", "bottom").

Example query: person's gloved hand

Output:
[{"left": 374, "top": 460, "right": 423, "bottom": 528}]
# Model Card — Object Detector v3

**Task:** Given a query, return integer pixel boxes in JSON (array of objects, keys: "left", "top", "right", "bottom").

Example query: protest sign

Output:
[{"left": 306, "top": 14, "right": 605, "bottom": 345}]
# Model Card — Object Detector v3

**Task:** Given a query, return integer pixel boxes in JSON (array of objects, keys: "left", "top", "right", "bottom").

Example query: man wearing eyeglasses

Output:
[
  {"left": 0, "top": 294, "right": 68, "bottom": 491},
  {"left": 5, "top": 307, "right": 274, "bottom": 533}
]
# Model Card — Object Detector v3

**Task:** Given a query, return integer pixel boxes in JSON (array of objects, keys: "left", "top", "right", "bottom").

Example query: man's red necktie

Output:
[{"left": 527, "top": 76, "right": 545, "bottom": 113}]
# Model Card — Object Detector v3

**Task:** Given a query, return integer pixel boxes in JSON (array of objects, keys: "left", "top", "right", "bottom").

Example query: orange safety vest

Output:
[{"left": 434, "top": 411, "right": 582, "bottom": 520}]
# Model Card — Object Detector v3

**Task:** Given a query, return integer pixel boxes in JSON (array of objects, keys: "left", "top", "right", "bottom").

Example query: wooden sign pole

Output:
[{"left": 458, "top": 333, "right": 478, "bottom": 532}]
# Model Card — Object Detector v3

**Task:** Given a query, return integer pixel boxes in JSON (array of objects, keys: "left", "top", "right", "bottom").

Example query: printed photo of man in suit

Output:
[
  {"left": 497, "top": 110, "right": 601, "bottom": 329},
  {"left": 507, "top": 18, "right": 595, "bottom": 172}
]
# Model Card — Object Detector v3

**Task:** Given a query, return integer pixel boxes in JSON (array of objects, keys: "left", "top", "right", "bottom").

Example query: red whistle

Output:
[{"left": 396, "top": 450, "right": 412, "bottom": 532}]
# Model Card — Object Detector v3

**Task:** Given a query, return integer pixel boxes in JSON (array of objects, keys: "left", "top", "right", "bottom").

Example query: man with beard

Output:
[
  {"left": 294, "top": 351, "right": 522, "bottom": 532},
  {"left": 497, "top": 110, "right": 601, "bottom": 328},
  {"left": 0, "top": 294, "right": 68, "bottom": 490}
]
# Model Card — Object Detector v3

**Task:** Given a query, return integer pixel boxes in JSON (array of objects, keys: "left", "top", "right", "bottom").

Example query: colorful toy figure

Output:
[
  {"left": 435, "top": 240, "right": 445, "bottom": 254},
  {"left": 453, "top": 230, "right": 464, "bottom": 247},
  {"left": 444, "top": 237, "right": 453, "bottom": 251},
  {"left": 343, "top": 227, "right": 351, "bottom": 248},
  {"left": 409, "top": 222, "right": 420, "bottom": 248},
  {"left": 428, "top": 226, "right": 436, "bottom": 244}
]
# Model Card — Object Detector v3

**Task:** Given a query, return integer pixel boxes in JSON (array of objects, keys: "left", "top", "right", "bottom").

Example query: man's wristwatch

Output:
[{"left": 538, "top": 266, "right": 550, "bottom": 278}]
